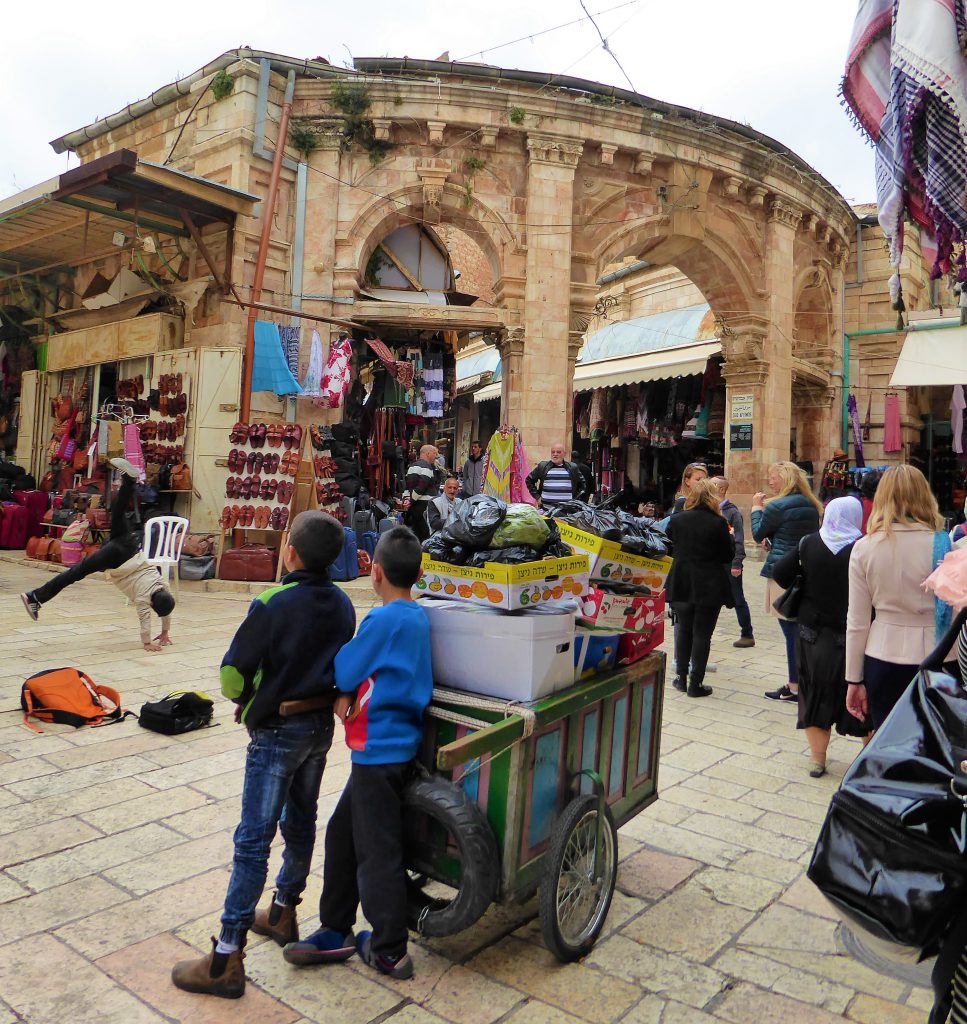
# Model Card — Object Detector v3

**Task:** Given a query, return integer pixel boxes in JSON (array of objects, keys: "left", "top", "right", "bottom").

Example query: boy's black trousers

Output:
[{"left": 319, "top": 761, "right": 408, "bottom": 958}]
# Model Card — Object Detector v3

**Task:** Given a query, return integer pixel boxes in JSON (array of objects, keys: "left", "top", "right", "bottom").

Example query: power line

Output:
[{"left": 578, "top": 0, "right": 641, "bottom": 98}]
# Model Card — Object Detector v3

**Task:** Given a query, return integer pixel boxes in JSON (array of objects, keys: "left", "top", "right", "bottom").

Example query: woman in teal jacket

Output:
[{"left": 751, "top": 461, "right": 823, "bottom": 703}]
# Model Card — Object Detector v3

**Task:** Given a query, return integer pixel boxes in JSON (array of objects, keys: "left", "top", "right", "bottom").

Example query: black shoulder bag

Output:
[{"left": 771, "top": 536, "right": 807, "bottom": 619}]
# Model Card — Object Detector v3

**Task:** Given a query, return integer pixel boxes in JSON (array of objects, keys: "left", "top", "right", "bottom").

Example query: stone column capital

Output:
[
  {"left": 768, "top": 199, "right": 802, "bottom": 230},
  {"left": 496, "top": 325, "right": 525, "bottom": 360},
  {"left": 426, "top": 121, "right": 446, "bottom": 145},
  {"left": 371, "top": 118, "right": 392, "bottom": 142},
  {"left": 526, "top": 135, "right": 584, "bottom": 168}
]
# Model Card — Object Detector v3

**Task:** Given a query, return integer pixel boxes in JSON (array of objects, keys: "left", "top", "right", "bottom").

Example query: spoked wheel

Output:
[{"left": 539, "top": 794, "right": 618, "bottom": 962}]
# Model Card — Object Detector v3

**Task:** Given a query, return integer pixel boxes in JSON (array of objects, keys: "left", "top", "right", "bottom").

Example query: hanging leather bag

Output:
[
  {"left": 807, "top": 608, "right": 967, "bottom": 956},
  {"left": 170, "top": 463, "right": 192, "bottom": 491}
]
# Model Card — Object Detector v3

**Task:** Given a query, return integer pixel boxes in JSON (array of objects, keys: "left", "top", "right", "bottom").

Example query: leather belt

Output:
[{"left": 278, "top": 694, "right": 338, "bottom": 717}]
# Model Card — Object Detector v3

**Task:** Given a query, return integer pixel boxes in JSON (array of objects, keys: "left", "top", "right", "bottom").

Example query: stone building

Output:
[{"left": 1, "top": 49, "right": 954, "bottom": 528}]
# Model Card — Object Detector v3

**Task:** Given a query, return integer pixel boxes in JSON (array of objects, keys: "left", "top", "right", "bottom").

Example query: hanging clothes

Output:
[
  {"left": 301, "top": 330, "right": 325, "bottom": 397},
  {"left": 319, "top": 335, "right": 353, "bottom": 409},
  {"left": 509, "top": 429, "right": 537, "bottom": 506},
  {"left": 423, "top": 351, "right": 444, "bottom": 418},
  {"left": 952, "top": 386, "right": 965, "bottom": 455},
  {"left": 122, "top": 423, "right": 146, "bottom": 476},
  {"left": 482, "top": 430, "right": 516, "bottom": 501},
  {"left": 848, "top": 393, "right": 866, "bottom": 468},
  {"left": 278, "top": 324, "right": 302, "bottom": 378},
  {"left": 589, "top": 389, "right": 606, "bottom": 439},
  {"left": 253, "top": 321, "right": 301, "bottom": 395},
  {"left": 883, "top": 393, "right": 904, "bottom": 453}
]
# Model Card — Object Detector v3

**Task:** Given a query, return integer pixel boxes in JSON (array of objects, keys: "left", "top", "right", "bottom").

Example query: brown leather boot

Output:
[
  {"left": 171, "top": 938, "right": 245, "bottom": 999},
  {"left": 251, "top": 898, "right": 298, "bottom": 946}
]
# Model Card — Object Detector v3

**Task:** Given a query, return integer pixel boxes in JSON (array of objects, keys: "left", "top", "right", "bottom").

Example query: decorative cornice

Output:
[
  {"left": 427, "top": 121, "right": 446, "bottom": 146},
  {"left": 527, "top": 135, "right": 584, "bottom": 168},
  {"left": 372, "top": 118, "right": 392, "bottom": 142},
  {"left": 479, "top": 126, "right": 498, "bottom": 148},
  {"left": 497, "top": 325, "right": 525, "bottom": 360},
  {"left": 599, "top": 143, "right": 618, "bottom": 167},
  {"left": 768, "top": 199, "right": 801, "bottom": 230}
]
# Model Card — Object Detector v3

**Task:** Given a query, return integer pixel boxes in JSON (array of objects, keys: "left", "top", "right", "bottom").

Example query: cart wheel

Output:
[
  {"left": 539, "top": 794, "right": 618, "bottom": 962},
  {"left": 404, "top": 776, "right": 500, "bottom": 937}
]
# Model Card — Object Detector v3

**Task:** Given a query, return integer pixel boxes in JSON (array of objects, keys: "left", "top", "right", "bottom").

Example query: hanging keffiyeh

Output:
[
  {"left": 278, "top": 324, "right": 302, "bottom": 377},
  {"left": 319, "top": 335, "right": 353, "bottom": 409}
]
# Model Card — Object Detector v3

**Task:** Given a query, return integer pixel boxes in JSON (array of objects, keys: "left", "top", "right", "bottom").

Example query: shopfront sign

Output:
[
  {"left": 730, "top": 423, "right": 753, "bottom": 451},
  {"left": 730, "top": 392, "right": 754, "bottom": 422}
]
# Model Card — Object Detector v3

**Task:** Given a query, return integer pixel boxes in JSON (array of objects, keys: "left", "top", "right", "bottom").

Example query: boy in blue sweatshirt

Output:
[
  {"left": 171, "top": 511, "right": 355, "bottom": 1000},
  {"left": 283, "top": 526, "right": 432, "bottom": 980}
]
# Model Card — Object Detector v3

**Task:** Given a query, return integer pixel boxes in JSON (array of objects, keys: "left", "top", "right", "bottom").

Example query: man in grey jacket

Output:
[
  {"left": 427, "top": 476, "right": 464, "bottom": 534},
  {"left": 460, "top": 441, "right": 485, "bottom": 498},
  {"left": 713, "top": 477, "right": 754, "bottom": 648}
]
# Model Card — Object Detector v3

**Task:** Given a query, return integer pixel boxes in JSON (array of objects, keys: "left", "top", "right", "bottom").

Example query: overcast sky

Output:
[{"left": 1, "top": 0, "right": 873, "bottom": 204}]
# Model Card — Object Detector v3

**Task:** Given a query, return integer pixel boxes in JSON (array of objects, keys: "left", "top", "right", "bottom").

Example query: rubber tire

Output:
[
  {"left": 539, "top": 794, "right": 618, "bottom": 962},
  {"left": 403, "top": 775, "right": 500, "bottom": 937}
]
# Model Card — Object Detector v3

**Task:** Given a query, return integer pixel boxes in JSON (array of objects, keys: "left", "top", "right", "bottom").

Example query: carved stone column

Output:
[
  {"left": 517, "top": 134, "right": 584, "bottom": 461},
  {"left": 495, "top": 326, "right": 525, "bottom": 427},
  {"left": 792, "top": 384, "right": 837, "bottom": 472}
]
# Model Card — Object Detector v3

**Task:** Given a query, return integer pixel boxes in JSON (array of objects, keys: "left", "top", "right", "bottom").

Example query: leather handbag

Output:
[
  {"left": 170, "top": 463, "right": 192, "bottom": 491},
  {"left": 807, "top": 608, "right": 967, "bottom": 955},
  {"left": 35, "top": 537, "right": 53, "bottom": 561},
  {"left": 25, "top": 536, "right": 42, "bottom": 560},
  {"left": 72, "top": 448, "right": 89, "bottom": 472},
  {"left": 182, "top": 533, "right": 215, "bottom": 557},
  {"left": 88, "top": 507, "right": 111, "bottom": 531},
  {"left": 771, "top": 536, "right": 807, "bottom": 619},
  {"left": 47, "top": 539, "right": 62, "bottom": 563},
  {"left": 218, "top": 544, "right": 277, "bottom": 582}
]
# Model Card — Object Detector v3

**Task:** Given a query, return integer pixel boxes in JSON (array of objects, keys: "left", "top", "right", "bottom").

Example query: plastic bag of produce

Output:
[
  {"left": 466, "top": 545, "right": 541, "bottom": 567},
  {"left": 615, "top": 510, "right": 673, "bottom": 558},
  {"left": 490, "top": 503, "right": 551, "bottom": 549},
  {"left": 441, "top": 494, "right": 507, "bottom": 548},
  {"left": 422, "top": 533, "right": 472, "bottom": 565},
  {"left": 551, "top": 500, "right": 622, "bottom": 541}
]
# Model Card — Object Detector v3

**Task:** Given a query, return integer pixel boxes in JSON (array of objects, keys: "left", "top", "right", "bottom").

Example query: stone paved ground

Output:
[{"left": 0, "top": 556, "right": 931, "bottom": 1024}]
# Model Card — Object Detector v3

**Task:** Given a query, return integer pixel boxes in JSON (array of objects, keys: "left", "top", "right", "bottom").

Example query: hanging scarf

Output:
[
  {"left": 319, "top": 336, "right": 353, "bottom": 409},
  {"left": 819, "top": 496, "right": 864, "bottom": 554},
  {"left": 848, "top": 393, "right": 866, "bottom": 468},
  {"left": 933, "top": 529, "right": 954, "bottom": 641},
  {"left": 482, "top": 431, "right": 515, "bottom": 501},
  {"left": 301, "top": 330, "right": 325, "bottom": 397},
  {"left": 366, "top": 338, "right": 415, "bottom": 388}
]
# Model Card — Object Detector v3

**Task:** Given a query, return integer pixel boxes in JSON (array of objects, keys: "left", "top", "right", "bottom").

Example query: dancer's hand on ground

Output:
[
  {"left": 846, "top": 683, "right": 868, "bottom": 721},
  {"left": 143, "top": 642, "right": 163, "bottom": 652},
  {"left": 154, "top": 632, "right": 172, "bottom": 647}
]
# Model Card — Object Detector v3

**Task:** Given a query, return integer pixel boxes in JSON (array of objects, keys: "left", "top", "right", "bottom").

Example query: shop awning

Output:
[
  {"left": 456, "top": 345, "right": 500, "bottom": 391},
  {"left": 573, "top": 340, "right": 721, "bottom": 392},
  {"left": 474, "top": 381, "right": 502, "bottom": 403},
  {"left": 890, "top": 326, "right": 967, "bottom": 385}
]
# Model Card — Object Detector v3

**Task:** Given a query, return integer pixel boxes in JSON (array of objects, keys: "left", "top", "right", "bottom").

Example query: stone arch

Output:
[
  {"left": 342, "top": 183, "right": 518, "bottom": 291},
  {"left": 792, "top": 263, "right": 836, "bottom": 364}
]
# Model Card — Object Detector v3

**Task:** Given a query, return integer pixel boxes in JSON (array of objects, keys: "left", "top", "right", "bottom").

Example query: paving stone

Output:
[
  {"left": 678, "top": 813, "right": 808, "bottom": 861},
  {"left": 55, "top": 868, "right": 232, "bottom": 958},
  {"left": 501, "top": 1001, "right": 586, "bottom": 1024},
  {"left": 660, "top": 743, "right": 732, "bottom": 773},
  {"left": 903, "top": 987, "right": 936, "bottom": 1011},
  {"left": 0, "top": 933, "right": 166, "bottom": 1024},
  {"left": 659, "top": 1003, "right": 723, "bottom": 1024},
  {"left": 137, "top": 727, "right": 249, "bottom": 768},
  {"left": 467, "top": 935, "right": 640, "bottom": 1023},
  {"left": 847, "top": 993, "right": 926, "bottom": 1024},
  {"left": 679, "top": 775, "right": 750, "bottom": 800},
  {"left": 617, "top": 847, "right": 701, "bottom": 900},
  {"left": 43, "top": 730, "right": 173, "bottom": 769},
  {"left": 729, "top": 852, "right": 802, "bottom": 886},
  {"left": 623, "top": 885, "right": 755, "bottom": 961},
  {"left": 0, "top": 816, "right": 101, "bottom": 868},
  {"left": 659, "top": 786, "right": 765, "bottom": 824},
  {"left": 612, "top": 994, "right": 665, "bottom": 1023},
  {"left": 737, "top": 904, "right": 840, "bottom": 955},
  {"left": 190, "top": 769, "right": 245, "bottom": 799},
  {"left": 712, "top": 947, "right": 854, "bottom": 1013},
  {"left": 704, "top": 761, "right": 787, "bottom": 793},
  {"left": 713, "top": 982, "right": 853, "bottom": 1024},
  {"left": 8, "top": 822, "right": 185, "bottom": 891},
  {"left": 382, "top": 1006, "right": 452, "bottom": 1024},
  {"left": 135, "top": 748, "right": 247, "bottom": 790},
  {"left": 744, "top": 947, "right": 907, "bottom": 1001},
  {"left": 97, "top": 932, "right": 301, "bottom": 1024},
  {"left": 5, "top": 754, "right": 159, "bottom": 801},
  {"left": 418, "top": 963, "right": 524, "bottom": 1024},
  {"left": 585, "top": 934, "right": 728, "bottom": 1008},
  {"left": 0, "top": 873, "right": 28, "bottom": 903},
  {"left": 617, "top": 819, "right": 743, "bottom": 868},
  {"left": 0, "top": 875, "right": 128, "bottom": 946},
  {"left": 743, "top": 788, "right": 831, "bottom": 823},
  {"left": 778, "top": 874, "right": 841, "bottom": 920},
  {"left": 80, "top": 786, "right": 210, "bottom": 834},
  {"left": 754, "top": 810, "right": 825, "bottom": 843},
  {"left": 689, "top": 867, "right": 784, "bottom": 912},
  {"left": 0, "top": 777, "right": 156, "bottom": 837}
]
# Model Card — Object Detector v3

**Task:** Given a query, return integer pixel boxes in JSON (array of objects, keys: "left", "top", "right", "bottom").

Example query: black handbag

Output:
[
  {"left": 138, "top": 691, "right": 216, "bottom": 735},
  {"left": 771, "top": 536, "right": 807, "bottom": 619},
  {"left": 807, "top": 608, "right": 967, "bottom": 956}
]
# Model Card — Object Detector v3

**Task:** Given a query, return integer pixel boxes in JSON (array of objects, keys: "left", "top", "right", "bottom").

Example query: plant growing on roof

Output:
[
  {"left": 210, "top": 70, "right": 234, "bottom": 101},
  {"left": 330, "top": 79, "right": 396, "bottom": 166},
  {"left": 289, "top": 119, "right": 321, "bottom": 159},
  {"left": 508, "top": 106, "right": 526, "bottom": 125},
  {"left": 365, "top": 245, "right": 392, "bottom": 287},
  {"left": 461, "top": 155, "right": 486, "bottom": 210}
]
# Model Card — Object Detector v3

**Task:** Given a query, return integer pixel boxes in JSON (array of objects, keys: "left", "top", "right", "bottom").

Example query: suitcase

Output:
[
  {"left": 12, "top": 490, "right": 48, "bottom": 541},
  {"left": 0, "top": 502, "right": 29, "bottom": 550},
  {"left": 353, "top": 509, "right": 376, "bottom": 535},
  {"left": 359, "top": 530, "right": 378, "bottom": 559},
  {"left": 331, "top": 527, "right": 359, "bottom": 582},
  {"left": 378, "top": 517, "right": 398, "bottom": 536},
  {"left": 219, "top": 544, "right": 277, "bottom": 582},
  {"left": 179, "top": 555, "right": 216, "bottom": 581}
]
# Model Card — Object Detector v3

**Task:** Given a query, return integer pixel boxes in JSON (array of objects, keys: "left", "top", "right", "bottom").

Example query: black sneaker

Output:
[
  {"left": 687, "top": 683, "right": 713, "bottom": 698},
  {"left": 671, "top": 676, "right": 686, "bottom": 692},
  {"left": 356, "top": 931, "right": 413, "bottom": 980},
  {"left": 764, "top": 685, "right": 798, "bottom": 701},
  {"left": 21, "top": 593, "right": 40, "bottom": 621}
]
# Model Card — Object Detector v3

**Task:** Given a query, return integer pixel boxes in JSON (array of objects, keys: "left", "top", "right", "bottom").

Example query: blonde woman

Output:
[
  {"left": 664, "top": 478, "right": 734, "bottom": 698},
  {"left": 751, "top": 462, "right": 824, "bottom": 702},
  {"left": 846, "top": 465, "right": 953, "bottom": 729},
  {"left": 670, "top": 462, "right": 708, "bottom": 516}
]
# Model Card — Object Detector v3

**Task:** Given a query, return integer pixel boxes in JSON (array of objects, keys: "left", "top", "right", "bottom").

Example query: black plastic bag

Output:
[
  {"left": 467, "top": 545, "right": 541, "bottom": 567},
  {"left": 441, "top": 494, "right": 507, "bottom": 549},
  {"left": 615, "top": 510, "right": 672, "bottom": 558},
  {"left": 421, "top": 534, "right": 471, "bottom": 565},
  {"left": 550, "top": 500, "right": 623, "bottom": 541},
  {"left": 807, "top": 609, "right": 967, "bottom": 955}
]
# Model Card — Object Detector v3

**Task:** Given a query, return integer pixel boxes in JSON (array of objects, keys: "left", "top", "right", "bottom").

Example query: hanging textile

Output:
[
  {"left": 510, "top": 430, "right": 537, "bottom": 506},
  {"left": 406, "top": 348, "right": 425, "bottom": 416},
  {"left": 122, "top": 423, "right": 146, "bottom": 476},
  {"left": 366, "top": 338, "right": 414, "bottom": 388},
  {"left": 848, "top": 393, "right": 866, "bottom": 467},
  {"left": 842, "top": 0, "right": 967, "bottom": 299},
  {"left": 952, "top": 386, "right": 965, "bottom": 455},
  {"left": 589, "top": 389, "right": 606, "bottom": 439},
  {"left": 319, "top": 335, "right": 353, "bottom": 409},
  {"left": 862, "top": 393, "right": 872, "bottom": 442},
  {"left": 278, "top": 324, "right": 302, "bottom": 378},
  {"left": 253, "top": 321, "right": 301, "bottom": 395},
  {"left": 482, "top": 430, "right": 516, "bottom": 501},
  {"left": 301, "top": 330, "right": 325, "bottom": 397},
  {"left": 423, "top": 351, "right": 444, "bottom": 418}
]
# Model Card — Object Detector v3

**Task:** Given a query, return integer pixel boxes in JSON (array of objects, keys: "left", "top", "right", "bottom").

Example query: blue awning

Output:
[
  {"left": 578, "top": 303, "right": 718, "bottom": 364},
  {"left": 456, "top": 345, "right": 501, "bottom": 385}
]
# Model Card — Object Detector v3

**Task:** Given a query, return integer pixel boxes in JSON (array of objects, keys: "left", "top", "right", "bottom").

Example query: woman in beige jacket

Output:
[{"left": 846, "top": 465, "right": 949, "bottom": 729}]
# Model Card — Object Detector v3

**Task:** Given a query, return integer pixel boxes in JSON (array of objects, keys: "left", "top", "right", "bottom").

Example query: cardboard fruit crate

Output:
[{"left": 555, "top": 521, "right": 672, "bottom": 589}]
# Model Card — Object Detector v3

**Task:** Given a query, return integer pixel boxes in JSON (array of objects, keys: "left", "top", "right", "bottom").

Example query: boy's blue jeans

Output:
[{"left": 220, "top": 711, "right": 334, "bottom": 947}]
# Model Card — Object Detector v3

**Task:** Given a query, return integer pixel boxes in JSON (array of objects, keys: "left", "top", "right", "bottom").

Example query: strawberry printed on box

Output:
[{"left": 578, "top": 587, "right": 666, "bottom": 633}]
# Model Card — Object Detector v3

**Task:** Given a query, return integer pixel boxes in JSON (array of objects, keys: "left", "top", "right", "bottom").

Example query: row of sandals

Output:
[
  {"left": 228, "top": 449, "right": 299, "bottom": 475},
  {"left": 229, "top": 422, "right": 303, "bottom": 450},
  {"left": 142, "top": 443, "right": 184, "bottom": 464},
  {"left": 219, "top": 504, "right": 290, "bottom": 530},
  {"left": 140, "top": 417, "right": 184, "bottom": 441},
  {"left": 225, "top": 477, "right": 295, "bottom": 502}
]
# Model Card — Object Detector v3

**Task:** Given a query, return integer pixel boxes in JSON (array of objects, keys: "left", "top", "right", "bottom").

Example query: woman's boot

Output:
[{"left": 687, "top": 678, "right": 713, "bottom": 698}]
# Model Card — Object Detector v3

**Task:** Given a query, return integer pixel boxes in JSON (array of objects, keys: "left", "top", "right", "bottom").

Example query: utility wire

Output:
[
  {"left": 456, "top": 0, "right": 640, "bottom": 61},
  {"left": 578, "top": 0, "right": 641, "bottom": 97}
]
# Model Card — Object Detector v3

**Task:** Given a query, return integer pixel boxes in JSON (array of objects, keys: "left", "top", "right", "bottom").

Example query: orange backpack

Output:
[{"left": 21, "top": 668, "right": 131, "bottom": 733}]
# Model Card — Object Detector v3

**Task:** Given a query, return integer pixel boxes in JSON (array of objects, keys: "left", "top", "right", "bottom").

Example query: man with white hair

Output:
[
  {"left": 525, "top": 442, "right": 588, "bottom": 510},
  {"left": 404, "top": 444, "right": 441, "bottom": 541}
]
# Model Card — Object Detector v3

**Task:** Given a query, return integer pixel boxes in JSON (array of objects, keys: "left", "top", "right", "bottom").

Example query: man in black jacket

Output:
[
  {"left": 526, "top": 443, "right": 588, "bottom": 509},
  {"left": 404, "top": 444, "right": 440, "bottom": 541}
]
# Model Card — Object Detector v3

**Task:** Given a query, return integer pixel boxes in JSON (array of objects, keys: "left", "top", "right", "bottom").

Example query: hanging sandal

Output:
[
  {"left": 254, "top": 506, "right": 271, "bottom": 529},
  {"left": 289, "top": 424, "right": 302, "bottom": 451}
]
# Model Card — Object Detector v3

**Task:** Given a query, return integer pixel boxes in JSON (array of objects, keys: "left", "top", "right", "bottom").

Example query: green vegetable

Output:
[{"left": 490, "top": 504, "right": 550, "bottom": 549}]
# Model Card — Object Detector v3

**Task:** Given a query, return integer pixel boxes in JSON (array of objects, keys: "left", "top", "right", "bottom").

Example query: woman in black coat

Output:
[
  {"left": 664, "top": 478, "right": 734, "bottom": 698},
  {"left": 772, "top": 496, "right": 871, "bottom": 777}
]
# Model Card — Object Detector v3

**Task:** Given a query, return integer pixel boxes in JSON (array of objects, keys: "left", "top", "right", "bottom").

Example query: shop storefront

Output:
[{"left": 571, "top": 307, "right": 724, "bottom": 513}]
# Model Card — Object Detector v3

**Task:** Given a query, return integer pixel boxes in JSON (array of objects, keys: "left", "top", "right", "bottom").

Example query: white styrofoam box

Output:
[{"left": 418, "top": 598, "right": 576, "bottom": 703}]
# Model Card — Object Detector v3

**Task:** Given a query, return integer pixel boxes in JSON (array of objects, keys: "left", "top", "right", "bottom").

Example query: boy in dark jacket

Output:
[
  {"left": 171, "top": 511, "right": 355, "bottom": 999},
  {"left": 283, "top": 526, "right": 432, "bottom": 980}
]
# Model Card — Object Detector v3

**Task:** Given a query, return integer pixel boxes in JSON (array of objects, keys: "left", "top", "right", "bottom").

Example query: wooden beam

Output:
[
  {"left": 378, "top": 240, "right": 424, "bottom": 291},
  {"left": 228, "top": 297, "right": 363, "bottom": 332},
  {"left": 178, "top": 207, "right": 236, "bottom": 300}
]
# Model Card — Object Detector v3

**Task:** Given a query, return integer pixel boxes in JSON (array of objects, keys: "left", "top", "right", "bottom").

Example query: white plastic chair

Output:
[{"left": 143, "top": 515, "right": 189, "bottom": 597}]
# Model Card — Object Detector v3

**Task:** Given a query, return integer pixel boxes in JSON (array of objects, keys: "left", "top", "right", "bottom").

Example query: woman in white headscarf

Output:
[{"left": 772, "top": 497, "right": 871, "bottom": 777}]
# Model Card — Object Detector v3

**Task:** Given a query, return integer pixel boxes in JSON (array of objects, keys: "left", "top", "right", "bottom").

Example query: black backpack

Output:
[{"left": 138, "top": 691, "right": 216, "bottom": 735}]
